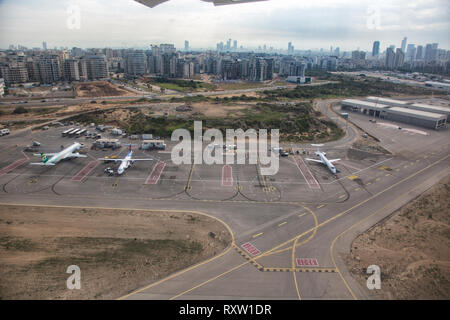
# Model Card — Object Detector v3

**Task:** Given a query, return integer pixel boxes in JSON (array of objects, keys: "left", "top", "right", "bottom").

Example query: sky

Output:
[{"left": 0, "top": 0, "right": 448, "bottom": 51}]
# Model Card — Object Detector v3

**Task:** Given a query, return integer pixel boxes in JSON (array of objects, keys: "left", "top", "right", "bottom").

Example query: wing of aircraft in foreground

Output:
[
  {"left": 135, "top": 0, "right": 169, "bottom": 8},
  {"left": 135, "top": 0, "right": 268, "bottom": 8}
]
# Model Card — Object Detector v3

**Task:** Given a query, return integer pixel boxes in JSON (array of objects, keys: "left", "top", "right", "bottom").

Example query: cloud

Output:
[{"left": 0, "top": 0, "right": 448, "bottom": 50}]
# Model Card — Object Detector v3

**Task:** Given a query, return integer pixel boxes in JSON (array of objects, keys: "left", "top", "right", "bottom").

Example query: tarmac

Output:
[{"left": 0, "top": 99, "right": 449, "bottom": 300}]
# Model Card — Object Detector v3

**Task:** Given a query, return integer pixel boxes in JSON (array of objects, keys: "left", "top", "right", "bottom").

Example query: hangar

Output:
[
  {"left": 407, "top": 103, "right": 450, "bottom": 121},
  {"left": 341, "top": 99, "right": 447, "bottom": 130},
  {"left": 365, "top": 96, "right": 410, "bottom": 107},
  {"left": 341, "top": 99, "right": 390, "bottom": 118},
  {"left": 386, "top": 107, "right": 447, "bottom": 130}
]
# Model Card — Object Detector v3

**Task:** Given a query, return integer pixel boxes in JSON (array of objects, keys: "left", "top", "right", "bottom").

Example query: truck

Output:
[{"left": 0, "top": 128, "right": 10, "bottom": 136}]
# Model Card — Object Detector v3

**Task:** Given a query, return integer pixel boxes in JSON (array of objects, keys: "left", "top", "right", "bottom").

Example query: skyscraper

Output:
[
  {"left": 394, "top": 48, "right": 405, "bottom": 68},
  {"left": 288, "top": 42, "right": 294, "bottom": 55},
  {"left": 401, "top": 37, "right": 407, "bottom": 53},
  {"left": 416, "top": 45, "right": 424, "bottom": 60},
  {"left": 42, "top": 41, "right": 47, "bottom": 51},
  {"left": 184, "top": 40, "right": 189, "bottom": 51},
  {"left": 125, "top": 50, "right": 147, "bottom": 76},
  {"left": 372, "top": 41, "right": 380, "bottom": 57},
  {"left": 385, "top": 47, "right": 396, "bottom": 69},
  {"left": 406, "top": 44, "right": 416, "bottom": 61},
  {"left": 233, "top": 40, "right": 237, "bottom": 51},
  {"left": 424, "top": 44, "right": 433, "bottom": 62}
]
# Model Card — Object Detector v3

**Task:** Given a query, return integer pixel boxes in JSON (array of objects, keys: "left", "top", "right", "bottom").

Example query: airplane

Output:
[
  {"left": 97, "top": 144, "right": 153, "bottom": 175},
  {"left": 135, "top": 0, "right": 268, "bottom": 9},
  {"left": 30, "top": 142, "right": 87, "bottom": 166},
  {"left": 305, "top": 144, "right": 341, "bottom": 175}
]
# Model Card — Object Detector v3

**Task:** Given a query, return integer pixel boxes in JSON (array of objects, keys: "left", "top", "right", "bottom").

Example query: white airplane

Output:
[
  {"left": 97, "top": 144, "right": 153, "bottom": 175},
  {"left": 135, "top": 0, "right": 267, "bottom": 8},
  {"left": 30, "top": 142, "right": 87, "bottom": 166},
  {"left": 305, "top": 144, "right": 340, "bottom": 175}
]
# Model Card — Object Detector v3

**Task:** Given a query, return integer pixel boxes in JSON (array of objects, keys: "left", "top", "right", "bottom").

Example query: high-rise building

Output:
[
  {"left": 0, "top": 64, "right": 29, "bottom": 85},
  {"left": 385, "top": 47, "right": 396, "bottom": 69},
  {"left": 288, "top": 42, "right": 294, "bottom": 55},
  {"left": 416, "top": 45, "right": 424, "bottom": 60},
  {"left": 125, "top": 50, "right": 147, "bottom": 76},
  {"left": 401, "top": 37, "right": 407, "bottom": 53},
  {"left": 184, "top": 40, "right": 189, "bottom": 51},
  {"left": 160, "top": 44, "right": 176, "bottom": 55},
  {"left": 372, "top": 41, "right": 380, "bottom": 57},
  {"left": 424, "top": 44, "right": 433, "bottom": 62},
  {"left": 334, "top": 47, "right": 340, "bottom": 57},
  {"left": 42, "top": 41, "right": 47, "bottom": 51},
  {"left": 233, "top": 40, "right": 237, "bottom": 51},
  {"left": 37, "top": 55, "right": 61, "bottom": 84},
  {"left": 63, "top": 59, "right": 80, "bottom": 81},
  {"left": 406, "top": 44, "right": 416, "bottom": 61},
  {"left": 85, "top": 54, "right": 109, "bottom": 80},
  {"left": 352, "top": 51, "right": 366, "bottom": 60},
  {"left": 226, "top": 39, "right": 231, "bottom": 50},
  {"left": 394, "top": 48, "right": 405, "bottom": 68}
]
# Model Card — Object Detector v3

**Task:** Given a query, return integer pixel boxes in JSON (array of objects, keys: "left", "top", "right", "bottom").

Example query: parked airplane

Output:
[
  {"left": 97, "top": 144, "right": 153, "bottom": 175},
  {"left": 305, "top": 144, "right": 340, "bottom": 175},
  {"left": 135, "top": 0, "right": 267, "bottom": 9},
  {"left": 30, "top": 142, "right": 87, "bottom": 166}
]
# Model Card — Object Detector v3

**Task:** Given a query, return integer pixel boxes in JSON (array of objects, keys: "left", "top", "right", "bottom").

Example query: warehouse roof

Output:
[
  {"left": 341, "top": 99, "right": 390, "bottom": 109},
  {"left": 365, "top": 96, "right": 409, "bottom": 106},
  {"left": 388, "top": 107, "right": 446, "bottom": 120},
  {"left": 410, "top": 103, "right": 450, "bottom": 115}
]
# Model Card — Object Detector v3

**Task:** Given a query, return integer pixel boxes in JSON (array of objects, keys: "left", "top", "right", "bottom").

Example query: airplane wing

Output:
[
  {"left": 135, "top": 0, "right": 169, "bottom": 8},
  {"left": 97, "top": 158, "right": 122, "bottom": 162},
  {"left": 33, "top": 153, "right": 57, "bottom": 157},
  {"left": 329, "top": 159, "right": 341, "bottom": 163},
  {"left": 64, "top": 153, "right": 87, "bottom": 159},
  {"left": 207, "top": 0, "right": 268, "bottom": 5},
  {"left": 305, "top": 158, "right": 324, "bottom": 164},
  {"left": 30, "top": 162, "right": 55, "bottom": 166}
]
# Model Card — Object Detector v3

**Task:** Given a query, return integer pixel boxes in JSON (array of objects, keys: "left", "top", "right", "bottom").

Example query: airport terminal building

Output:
[{"left": 341, "top": 98, "right": 447, "bottom": 130}]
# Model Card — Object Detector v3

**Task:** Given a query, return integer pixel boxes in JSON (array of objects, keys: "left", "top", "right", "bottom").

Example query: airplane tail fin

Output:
[{"left": 40, "top": 153, "right": 49, "bottom": 163}]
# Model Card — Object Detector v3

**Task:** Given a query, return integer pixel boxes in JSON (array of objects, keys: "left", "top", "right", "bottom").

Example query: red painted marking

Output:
[
  {"left": 241, "top": 242, "right": 261, "bottom": 256},
  {"left": 71, "top": 161, "right": 99, "bottom": 182},
  {"left": 296, "top": 258, "right": 319, "bottom": 267},
  {"left": 221, "top": 165, "right": 233, "bottom": 187},
  {"left": 145, "top": 161, "right": 166, "bottom": 185},
  {"left": 293, "top": 156, "right": 321, "bottom": 190},
  {"left": 0, "top": 158, "right": 28, "bottom": 176}
]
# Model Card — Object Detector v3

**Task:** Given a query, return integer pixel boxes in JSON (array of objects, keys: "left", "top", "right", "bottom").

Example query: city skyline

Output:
[{"left": 0, "top": 0, "right": 449, "bottom": 51}]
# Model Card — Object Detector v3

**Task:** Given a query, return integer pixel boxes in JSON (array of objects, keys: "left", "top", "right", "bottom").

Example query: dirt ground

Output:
[
  {"left": 345, "top": 174, "right": 450, "bottom": 299},
  {"left": 0, "top": 205, "right": 232, "bottom": 300},
  {"left": 75, "top": 81, "right": 135, "bottom": 98}
]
